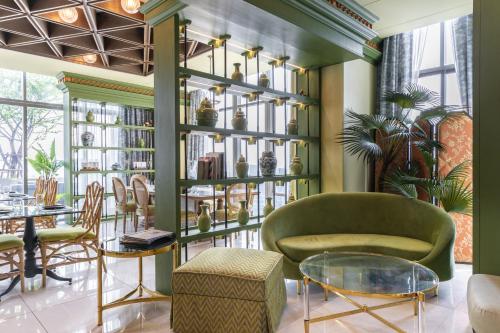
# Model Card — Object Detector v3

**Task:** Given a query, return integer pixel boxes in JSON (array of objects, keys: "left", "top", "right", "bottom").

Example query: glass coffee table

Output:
[{"left": 299, "top": 252, "right": 439, "bottom": 333}]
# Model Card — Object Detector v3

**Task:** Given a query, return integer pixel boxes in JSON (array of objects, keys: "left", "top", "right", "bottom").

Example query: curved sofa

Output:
[{"left": 261, "top": 192, "right": 455, "bottom": 281}]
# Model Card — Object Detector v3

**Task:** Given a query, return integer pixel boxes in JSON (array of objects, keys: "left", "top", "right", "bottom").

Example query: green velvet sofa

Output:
[{"left": 261, "top": 192, "right": 455, "bottom": 281}]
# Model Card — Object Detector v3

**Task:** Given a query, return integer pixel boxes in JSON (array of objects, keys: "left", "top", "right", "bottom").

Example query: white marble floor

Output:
[{"left": 0, "top": 225, "right": 473, "bottom": 332}]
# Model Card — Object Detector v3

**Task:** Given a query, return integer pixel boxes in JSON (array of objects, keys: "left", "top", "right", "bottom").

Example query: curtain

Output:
[
  {"left": 452, "top": 14, "right": 473, "bottom": 115},
  {"left": 187, "top": 90, "right": 208, "bottom": 179},
  {"left": 378, "top": 32, "right": 414, "bottom": 117}
]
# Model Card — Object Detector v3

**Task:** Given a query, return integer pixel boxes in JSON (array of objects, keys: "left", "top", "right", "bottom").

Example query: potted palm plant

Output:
[
  {"left": 338, "top": 84, "right": 472, "bottom": 214},
  {"left": 28, "top": 139, "right": 66, "bottom": 180}
]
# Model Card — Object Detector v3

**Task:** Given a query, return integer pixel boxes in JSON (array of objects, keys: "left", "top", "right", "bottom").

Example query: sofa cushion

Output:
[{"left": 276, "top": 234, "right": 433, "bottom": 262}]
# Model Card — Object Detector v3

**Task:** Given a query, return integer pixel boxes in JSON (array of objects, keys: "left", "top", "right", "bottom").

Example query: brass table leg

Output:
[
  {"left": 97, "top": 251, "right": 103, "bottom": 326},
  {"left": 138, "top": 256, "right": 143, "bottom": 297},
  {"left": 303, "top": 277, "right": 310, "bottom": 333}
]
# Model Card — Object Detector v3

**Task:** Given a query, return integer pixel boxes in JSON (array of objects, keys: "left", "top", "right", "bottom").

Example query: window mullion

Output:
[{"left": 22, "top": 72, "right": 28, "bottom": 193}]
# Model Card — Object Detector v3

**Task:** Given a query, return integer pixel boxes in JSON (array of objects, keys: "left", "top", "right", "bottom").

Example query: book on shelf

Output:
[
  {"left": 120, "top": 228, "right": 175, "bottom": 245},
  {"left": 197, "top": 152, "right": 225, "bottom": 180}
]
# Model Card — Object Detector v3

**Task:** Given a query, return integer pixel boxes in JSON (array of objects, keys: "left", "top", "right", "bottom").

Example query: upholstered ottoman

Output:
[
  {"left": 172, "top": 247, "right": 286, "bottom": 333},
  {"left": 468, "top": 274, "right": 500, "bottom": 333}
]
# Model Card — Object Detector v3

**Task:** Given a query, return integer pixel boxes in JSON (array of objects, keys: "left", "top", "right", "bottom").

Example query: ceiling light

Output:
[
  {"left": 58, "top": 7, "right": 78, "bottom": 24},
  {"left": 83, "top": 54, "right": 97, "bottom": 64},
  {"left": 121, "top": 0, "right": 141, "bottom": 14}
]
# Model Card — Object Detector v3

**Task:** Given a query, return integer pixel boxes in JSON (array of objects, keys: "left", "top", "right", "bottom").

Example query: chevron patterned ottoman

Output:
[{"left": 172, "top": 247, "right": 286, "bottom": 333}]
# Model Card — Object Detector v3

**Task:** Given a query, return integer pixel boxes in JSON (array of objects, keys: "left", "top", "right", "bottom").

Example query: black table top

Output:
[{"left": 100, "top": 235, "right": 177, "bottom": 255}]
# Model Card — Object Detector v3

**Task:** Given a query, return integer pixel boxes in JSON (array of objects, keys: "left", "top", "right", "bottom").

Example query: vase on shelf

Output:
[
  {"left": 260, "top": 151, "right": 277, "bottom": 176},
  {"left": 288, "top": 194, "right": 296, "bottom": 203},
  {"left": 111, "top": 163, "right": 122, "bottom": 171},
  {"left": 263, "top": 197, "right": 274, "bottom": 217},
  {"left": 231, "top": 63, "right": 244, "bottom": 82},
  {"left": 197, "top": 204, "right": 212, "bottom": 232},
  {"left": 115, "top": 116, "right": 122, "bottom": 125},
  {"left": 290, "top": 156, "right": 303, "bottom": 175},
  {"left": 258, "top": 73, "right": 270, "bottom": 88},
  {"left": 235, "top": 155, "right": 249, "bottom": 179},
  {"left": 237, "top": 200, "right": 249, "bottom": 226},
  {"left": 138, "top": 138, "right": 145, "bottom": 148},
  {"left": 287, "top": 118, "right": 298, "bottom": 135},
  {"left": 196, "top": 98, "right": 218, "bottom": 127},
  {"left": 85, "top": 110, "right": 95, "bottom": 123},
  {"left": 231, "top": 107, "right": 247, "bottom": 131},
  {"left": 81, "top": 131, "right": 94, "bottom": 147}
]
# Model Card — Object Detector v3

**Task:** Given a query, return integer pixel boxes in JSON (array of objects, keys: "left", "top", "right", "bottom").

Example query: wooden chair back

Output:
[
  {"left": 112, "top": 177, "right": 127, "bottom": 207},
  {"left": 130, "top": 174, "right": 147, "bottom": 185},
  {"left": 75, "top": 182, "right": 104, "bottom": 239},
  {"left": 132, "top": 178, "right": 149, "bottom": 209}
]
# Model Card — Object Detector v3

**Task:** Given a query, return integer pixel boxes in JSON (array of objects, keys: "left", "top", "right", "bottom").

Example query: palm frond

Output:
[
  {"left": 384, "top": 169, "right": 418, "bottom": 198},
  {"left": 413, "top": 138, "right": 444, "bottom": 153},
  {"left": 338, "top": 127, "right": 383, "bottom": 162},
  {"left": 444, "top": 161, "right": 471, "bottom": 181},
  {"left": 436, "top": 180, "right": 473, "bottom": 215},
  {"left": 383, "top": 84, "right": 439, "bottom": 110}
]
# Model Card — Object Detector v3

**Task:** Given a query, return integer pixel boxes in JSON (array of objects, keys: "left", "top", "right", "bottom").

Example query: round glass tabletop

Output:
[{"left": 299, "top": 252, "right": 439, "bottom": 296}]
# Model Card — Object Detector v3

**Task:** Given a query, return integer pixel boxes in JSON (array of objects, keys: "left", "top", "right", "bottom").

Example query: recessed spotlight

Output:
[
  {"left": 121, "top": 0, "right": 141, "bottom": 14},
  {"left": 58, "top": 7, "right": 78, "bottom": 24},
  {"left": 83, "top": 54, "right": 97, "bottom": 64}
]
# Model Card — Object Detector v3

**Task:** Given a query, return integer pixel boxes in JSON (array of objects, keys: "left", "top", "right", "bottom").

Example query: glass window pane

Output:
[
  {"left": 418, "top": 74, "right": 441, "bottom": 95},
  {"left": 444, "top": 21, "right": 455, "bottom": 66},
  {"left": 0, "top": 68, "right": 23, "bottom": 100},
  {"left": 445, "top": 72, "right": 461, "bottom": 105},
  {"left": 27, "top": 72, "right": 63, "bottom": 104},
  {"left": 419, "top": 23, "right": 441, "bottom": 70},
  {"left": 0, "top": 104, "right": 24, "bottom": 192}
]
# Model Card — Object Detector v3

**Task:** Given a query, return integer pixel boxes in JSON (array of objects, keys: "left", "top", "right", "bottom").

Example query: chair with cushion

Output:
[
  {"left": 132, "top": 178, "right": 154, "bottom": 230},
  {"left": 38, "top": 181, "right": 104, "bottom": 287},
  {"left": 468, "top": 274, "right": 500, "bottom": 333},
  {"left": 261, "top": 192, "right": 455, "bottom": 284},
  {"left": 0, "top": 234, "right": 25, "bottom": 300},
  {"left": 112, "top": 177, "right": 137, "bottom": 233}
]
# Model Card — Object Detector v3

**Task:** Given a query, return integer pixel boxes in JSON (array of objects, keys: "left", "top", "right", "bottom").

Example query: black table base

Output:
[{"left": 0, "top": 217, "right": 72, "bottom": 300}]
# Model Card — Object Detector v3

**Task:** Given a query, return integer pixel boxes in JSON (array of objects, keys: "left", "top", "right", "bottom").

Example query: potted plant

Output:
[{"left": 28, "top": 139, "right": 66, "bottom": 180}]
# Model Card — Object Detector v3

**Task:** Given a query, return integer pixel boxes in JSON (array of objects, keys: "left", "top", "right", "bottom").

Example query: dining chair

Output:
[
  {"left": 0, "top": 234, "right": 24, "bottom": 300},
  {"left": 130, "top": 174, "right": 147, "bottom": 185},
  {"left": 132, "top": 178, "right": 154, "bottom": 230},
  {"left": 112, "top": 177, "right": 137, "bottom": 233},
  {"left": 37, "top": 181, "right": 104, "bottom": 287}
]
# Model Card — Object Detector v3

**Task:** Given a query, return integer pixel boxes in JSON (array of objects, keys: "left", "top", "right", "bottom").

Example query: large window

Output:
[{"left": 0, "top": 68, "right": 63, "bottom": 194}]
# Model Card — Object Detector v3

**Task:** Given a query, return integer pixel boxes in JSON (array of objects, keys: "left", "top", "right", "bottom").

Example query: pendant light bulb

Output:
[
  {"left": 58, "top": 7, "right": 78, "bottom": 24},
  {"left": 83, "top": 54, "right": 97, "bottom": 64},
  {"left": 121, "top": 0, "right": 141, "bottom": 14}
]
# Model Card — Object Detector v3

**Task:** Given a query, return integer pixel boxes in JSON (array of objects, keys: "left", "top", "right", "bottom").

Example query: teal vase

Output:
[
  {"left": 237, "top": 200, "right": 249, "bottom": 225},
  {"left": 197, "top": 204, "right": 212, "bottom": 232},
  {"left": 263, "top": 197, "right": 274, "bottom": 217}
]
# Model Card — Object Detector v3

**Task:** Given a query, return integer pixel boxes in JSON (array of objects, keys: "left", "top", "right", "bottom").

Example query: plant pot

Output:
[
  {"left": 290, "top": 156, "right": 304, "bottom": 175},
  {"left": 235, "top": 155, "right": 249, "bottom": 179},
  {"left": 197, "top": 204, "right": 212, "bottom": 232},
  {"left": 258, "top": 73, "right": 270, "bottom": 88},
  {"left": 237, "top": 200, "right": 249, "bottom": 225},
  {"left": 81, "top": 131, "right": 94, "bottom": 147},
  {"left": 86, "top": 111, "right": 95, "bottom": 123},
  {"left": 196, "top": 98, "right": 218, "bottom": 127},
  {"left": 287, "top": 118, "right": 298, "bottom": 135},
  {"left": 231, "top": 63, "right": 244, "bottom": 82},
  {"left": 231, "top": 107, "right": 248, "bottom": 131},
  {"left": 263, "top": 197, "right": 274, "bottom": 217},
  {"left": 260, "top": 151, "right": 277, "bottom": 176}
]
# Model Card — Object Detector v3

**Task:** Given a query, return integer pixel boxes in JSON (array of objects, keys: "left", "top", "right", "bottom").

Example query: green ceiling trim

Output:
[
  {"left": 141, "top": 0, "right": 187, "bottom": 26},
  {"left": 363, "top": 44, "right": 382, "bottom": 64},
  {"left": 335, "top": 0, "right": 379, "bottom": 24}
]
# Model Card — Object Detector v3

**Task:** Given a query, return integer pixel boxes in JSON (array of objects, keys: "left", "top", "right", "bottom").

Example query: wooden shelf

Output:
[
  {"left": 180, "top": 67, "right": 319, "bottom": 106},
  {"left": 73, "top": 121, "right": 155, "bottom": 131},
  {"left": 179, "top": 217, "right": 262, "bottom": 243},
  {"left": 179, "top": 174, "right": 318, "bottom": 187},
  {"left": 178, "top": 124, "right": 319, "bottom": 142}
]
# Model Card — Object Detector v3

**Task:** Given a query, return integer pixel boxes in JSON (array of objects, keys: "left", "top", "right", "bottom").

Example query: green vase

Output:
[
  {"left": 138, "top": 138, "right": 145, "bottom": 148},
  {"left": 197, "top": 204, "right": 212, "bottom": 232},
  {"left": 115, "top": 116, "right": 122, "bottom": 125},
  {"left": 86, "top": 110, "right": 95, "bottom": 123},
  {"left": 235, "top": 155, "right": 249, "bottom": 179},
  {"left": 290, "top": 156, "right": 304, "bottom": 175},
  {"left": 237, "top": 200, "right": 249, "bottom": 225},
  {"left": 263, "top": 197, "right": 274, "bottom": 217}
]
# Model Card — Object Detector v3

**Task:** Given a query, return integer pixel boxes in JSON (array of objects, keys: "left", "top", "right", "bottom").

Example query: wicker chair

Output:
[
  {"left": 112, "top": 177, "right": 137, "bottom": 233},
  {"left": 132, "top": 178, "right": 154, "bottom": 230},
  {"left": 37, "top": 181, "right": 104, "bottom": 287},
  {"left": 0, "top": 234, "right": 24, "bottom": 300}
]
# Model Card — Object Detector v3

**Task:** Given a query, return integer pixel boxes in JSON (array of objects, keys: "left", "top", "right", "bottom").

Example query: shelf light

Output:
[
  {"left": 272, "top": 98, "right": 286, "bottom": 106},
  {"left": 246, "top": 137, "right": 257, "bottom": 145},
  {"left": 243, "top": 91, "right": 263, "bottom": 102},
  {"left": 299, "top": 179, "right": 309, "bottom": 185},
  {"left": 208, "top": 34, "right": 231, "bottom": 48},
  {"left": 210, "top": 133, "right": 225, "bottom": 143},
  {"left": 58, "top": 7, "right": 78, "bottom": 24},
  {"left": 294, "top": 103, "right": 307, "bottom": 111},
  {"left": 121, "top": 0, "right": 141, "bottom": 14},
  {"left": 241, "top": 46, "right": 263, "bottom": 59},
  {"left": 247, "top": 183, "right": 257, "bottom": 189},
  {"left": 275, "top": 180, "right": 285, "bottom": 187},
  {"left": 179, "top": 20, "right": 191, "bottom": 34},
  {"left": 215, "top": 184, "right": 224, "bottom": 191},
  {"left": 209, "top": 83, "right": 230, "bottom": 96}
]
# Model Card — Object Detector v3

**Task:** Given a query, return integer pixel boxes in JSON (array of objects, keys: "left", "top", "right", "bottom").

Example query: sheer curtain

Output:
[{"left": 452, "top": 14, "right": 473, "bottom": 115}]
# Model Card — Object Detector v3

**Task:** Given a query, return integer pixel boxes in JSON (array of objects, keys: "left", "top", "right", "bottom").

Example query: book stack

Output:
[
  {"left": 197, "top": 152, "right": 225, "bottom": 180},
  {"left": 120, "top": 228, "right": 175, "bottom": 245}
]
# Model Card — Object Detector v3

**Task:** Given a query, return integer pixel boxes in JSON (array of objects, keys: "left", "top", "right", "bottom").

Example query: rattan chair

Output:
[
  {"left": 130, "top": 174, "right": 148, "bottom": 185},
  {"left": 0, "top": 234, "right": 24, "bottom": 300},
  {"left": 112, "top": 177, "right": 137, "bottom": 233},
  {"left": 132, "top": 178, "right": 154, "bottom": 230},
  {"left": 37, "top": 181, "right": 104, "bottom": 287}
]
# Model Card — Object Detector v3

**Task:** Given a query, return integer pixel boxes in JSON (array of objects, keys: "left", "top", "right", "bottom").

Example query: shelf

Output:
[
  {"left": 72, "top": 169, "right": 155, "bottom": 175},
  {"left": 178, "top": 124, "right": 319, "bottom": 143},
  {"left": 72, "top": 146, "right": 155, "bottom": 152},
  {"left": 72, "top": 121, "right": 155, "bottom": 131},
  {"left": 179, "top": 68, "right": 319, "bottom": 106},
  {"left": 179, "top": 217, "right": 262, "bottom": 243},
  {"left": 179, "top": 174, "right": 318, "bottom": 187}
]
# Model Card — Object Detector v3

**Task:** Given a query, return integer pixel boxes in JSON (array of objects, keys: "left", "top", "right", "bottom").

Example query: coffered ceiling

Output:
[{"left": 0, "top": 0, "right": 210, "bottom": 76}]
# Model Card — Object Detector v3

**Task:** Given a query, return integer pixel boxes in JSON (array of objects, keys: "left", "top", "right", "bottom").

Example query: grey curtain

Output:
[
  {"left": 378, "top": 32, "right": 414, "bottom": 117},
  {"left": 452, "top": 14, "right": 473, "bottom": 115},
  {"left": 187, "top": 90, "right": 207, "bottom": 179}
]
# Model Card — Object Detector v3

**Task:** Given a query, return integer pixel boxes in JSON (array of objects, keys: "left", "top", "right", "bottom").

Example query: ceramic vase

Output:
[
  {"left": 81, "top": 131, "right": 94, "bottom": 147},
  {"left": 231, "top": 107, "right": 248, "bottom": 130},
  {"left": 260, "top": 151, "right": 277, "bottom": 176},
  {"left": 235, "top": 155, "right": 249, "bottom": 179},
  {"left": 290, "top": 156, "right": 304, "bottom": 175},
  {"left": 86, "top": 110, "right": 95, "bottom": 123},
  {"left": 111, "top": 163, "right": 121, "bottom": 171},
  {"left": 237, "top": 200, "right": 249, "bottom": 225},
  {"left": 287, "top": 118, "right": 298, "bottom": 135},
  {"left": 197, "top": 204, "right": 212, "bottom": 232},
  {"left": 115, "top": 116, "right": 122, "bottom": 125},
  {"left": 138, "top": 138, "right": 145, "bottom": 148},
  {"left": 258, "top": 73, "right": 270, "bottom": 88},
  {"left": 231, "top": 63, "right": 244, "bottom": 82},
  {"left": 196, "top": 98, "right": 218, "bottom": 127},
  {"left": 263, "top": 197, "right": 274, "bottom": 217}
]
